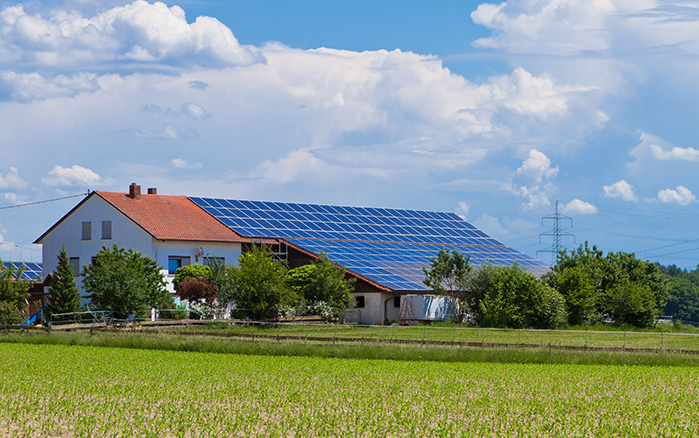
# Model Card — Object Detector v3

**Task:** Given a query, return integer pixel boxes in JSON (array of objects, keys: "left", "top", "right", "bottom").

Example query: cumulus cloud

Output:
[
  {"left": 455, "top": 202, "right": 470, "bottom": 220},
  {"left": 649, "top": 144, "right": 699, "bottom": 162},
  {"left": 657, "top": 186, "right": 696, "bottom": 205},
  {"left": 0, "top": 1, "right": 260, "bottom": 71},
  {"left": 0, "top": 167, "right": 27, "bottom": 190},
  {"left": 602, "top": 180, "right": 636, "bottom": 201},
  {"left": 171, "top": 158, "right": 203, "bottom": 169},
  {"left": 41, "top": 165, "right": 102, "bottom": 187},
  {"left": 140, "top": 102, "right": 211, "bottom": 120},
  {"left": 470, "top": 0, "right": 699, "bottom": 57},
  {"left": 562, "top": 199, "right": 598, "bottom": 215},
  {"left": 505, "top": 183, "right": 555, "bottom": 210},
  {"left": 517, "top": 149, "right": 558, "bottom": 183}
]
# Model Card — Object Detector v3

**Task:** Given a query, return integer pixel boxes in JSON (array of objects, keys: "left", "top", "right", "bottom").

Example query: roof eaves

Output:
[{"left": 34, "top": 192, "right": 94, "bottom": 244}]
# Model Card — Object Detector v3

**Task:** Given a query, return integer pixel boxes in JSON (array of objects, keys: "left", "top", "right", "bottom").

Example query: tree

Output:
[
  {"left": 173, "top": 264, "right": 217, "bottom": 305},
  {"left": 547, "top": 242, "right": 668, "bottom": 328},
  {"left": 477, "top": 262, "right": 567, "bottom": 329},
  {"left": 287, "top": 253, "right": 355, "bottom": 315},
  {"left": 0, "top": 261, "right": 30, "bottom": 319},
  {"left": 544, "top": 266, "right": 595, "bottom": 325},
  {"left": 664, "top": 276, "right": 699, "bottom": 322},
  {"left": 47, "top": 245, "right": 82, "bottom": 319},
  {"left": 82, "top": 245, "right": 174, "bottom": 318},
  {"left": 596, "top": 280, "right": 657, "bottom": 327},
  {"left": 422, "top": 247, "right": 473, "bottom": 323},
  {"left": 226, "top": 244, "right": 298, "bottom": 320}
]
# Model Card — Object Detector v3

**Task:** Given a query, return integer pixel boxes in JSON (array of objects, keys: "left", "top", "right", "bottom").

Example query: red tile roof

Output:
[{"left": 97, "top": 191, "right": 249, "bottom": 243}]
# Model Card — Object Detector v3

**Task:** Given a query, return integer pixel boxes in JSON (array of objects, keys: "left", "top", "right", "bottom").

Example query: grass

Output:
[
  {"left": 3, "top": 342, "right": 699, "bottom": 437},
  {"left": 3, "top": 330, "right": 699, "bottom": 367}
]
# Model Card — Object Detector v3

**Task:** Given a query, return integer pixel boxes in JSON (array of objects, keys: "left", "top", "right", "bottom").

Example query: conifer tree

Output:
[{"left": 48, "top": 245, "right": 82, "bottom": 318}]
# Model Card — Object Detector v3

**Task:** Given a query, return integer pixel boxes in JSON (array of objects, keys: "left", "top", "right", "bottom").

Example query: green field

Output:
[
  {"left": 2, "top": 343, "right": 699, "bottom": 437},
  {"left": 145, "top": 321, "right": 699, "bottom": 352}
]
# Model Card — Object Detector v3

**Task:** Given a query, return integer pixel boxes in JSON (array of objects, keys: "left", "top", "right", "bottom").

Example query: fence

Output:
[{"left": 4, "top": 311, "right": 699, "bottom": 354}]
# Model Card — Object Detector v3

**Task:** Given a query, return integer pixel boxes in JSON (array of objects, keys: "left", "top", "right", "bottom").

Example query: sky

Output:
[{"left": 2, "top": 0, "right": 699, "bottom": 269}]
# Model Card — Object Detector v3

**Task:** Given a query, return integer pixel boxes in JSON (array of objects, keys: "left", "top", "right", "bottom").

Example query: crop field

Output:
[
  {"left": 2, "top": 343, "right": 699, "bottom": 437},
  {"left": 160, "top": 322, "right": 699, "bottom": 352}
]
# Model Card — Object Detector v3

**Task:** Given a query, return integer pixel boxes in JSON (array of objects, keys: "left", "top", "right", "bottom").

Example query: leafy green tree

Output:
[
  {"left": 173, "top": 264, "right": 212, "bottom": 292},
  {"left": 548, "top": 242, "right": 668, "bottom": 328},
  {"left": 47, "top": 245, "right": 82, "bottom": 319},
  {"left": 287, "top": 253, "right": 355, "bottom": 314},
  {"left": 664, "top": 276, "right": 699, "bottom": 322},
  {"left": 544, "top": 266, "right": 595, "bottom": 325},
  {"left": 477, "top": 262, "right": 567, "bottom": 329},
  {"left": 0, "top": 261, "right": 30, "bottom": 315},
  {"left": 0, "top": 301, "right": 21, "bottom": 325},
  {"left": 422, "top": 247, "right": 473, "bottom": 323},
  {"left": 226, "top": 244, "right": 298, "bottom": 320},
  {"left": 82, "top": 245, "right": 174, "bottom": 318},
  {"left": 596, "top": 280, "right": 657, "bottom": 327}
]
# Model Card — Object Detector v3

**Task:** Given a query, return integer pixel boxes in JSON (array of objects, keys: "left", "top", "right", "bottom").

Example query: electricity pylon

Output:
[{"left": 537, "top": 200, "right": 575, "bottom": 263}]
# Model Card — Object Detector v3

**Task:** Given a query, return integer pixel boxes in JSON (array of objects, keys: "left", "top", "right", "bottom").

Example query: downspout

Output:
[{"left": 155, "top": 240, "right": 165, "bottom": 267}]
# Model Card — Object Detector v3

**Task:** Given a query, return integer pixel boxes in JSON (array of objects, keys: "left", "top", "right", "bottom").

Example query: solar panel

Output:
[
  {"left": 2, "top": 262, "right": 42, "bottom": 281},
  {"left": 189, "top": 197, "right": 550, "bottom": 290}
]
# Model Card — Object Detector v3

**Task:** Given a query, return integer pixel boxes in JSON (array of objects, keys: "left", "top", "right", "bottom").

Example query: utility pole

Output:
[{"left": 537, "top": 200, "right": 575, "bottom": 263}]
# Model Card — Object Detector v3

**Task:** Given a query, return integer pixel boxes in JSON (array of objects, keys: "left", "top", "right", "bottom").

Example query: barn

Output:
[{"left": 36, "top": 184, "right": 549, "bottom": 324}]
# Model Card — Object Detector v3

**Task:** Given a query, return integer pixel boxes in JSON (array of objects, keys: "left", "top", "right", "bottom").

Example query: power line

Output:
[
  {"left": 537, "top": 200, "right": 575, "bottom": 262},
  {"left": 0, "top": 192, "right": 88, "bottom": 211}
]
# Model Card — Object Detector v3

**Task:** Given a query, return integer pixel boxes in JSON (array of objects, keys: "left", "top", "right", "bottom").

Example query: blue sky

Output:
[{"left": 2, "top": 0, "right": 699, "bottom": 269}]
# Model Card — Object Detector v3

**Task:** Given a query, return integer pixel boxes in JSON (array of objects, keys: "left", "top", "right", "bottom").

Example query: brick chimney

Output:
[
  {"left": 128, "top": 183, "right": 141, "bottom": 200},
  {"left": 147, "top": 188, "right": 157, "bottom": 195}
]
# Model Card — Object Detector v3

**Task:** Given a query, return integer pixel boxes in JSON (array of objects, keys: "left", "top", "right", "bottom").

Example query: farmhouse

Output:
[{"left": 35, "top": 183, "right": 550, "bottom": 324}]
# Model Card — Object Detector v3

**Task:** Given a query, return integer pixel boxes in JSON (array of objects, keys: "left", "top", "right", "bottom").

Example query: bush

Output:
[
  {"left": 0, "top": 301, "right": 20, "bottom": 325},
  {"left": 82, "top": 245, "right": 174, "bottom": 318},
  {"left": 187, "top": 303, "right": 214, "bottom": 320},
  {"left": 477, "top": 262, "right": 567, "bottom": 329},
  {"left": 173, "top": 265, "right": 212, "bottom": 292},
  {"left": 177, "top": 278, "right": 217, "bottom": 305},
  {"left": 287, "top": 253, "right": 354, "bottom": 312},
  {"left": 301, "top": 301, "right": 336, "bottom": 321}
]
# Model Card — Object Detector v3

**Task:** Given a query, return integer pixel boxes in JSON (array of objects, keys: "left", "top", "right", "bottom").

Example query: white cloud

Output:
[
  {"left": 171, "top": 158, "right": 203, "bottom": 169},
  {"left": 179, "top": 102, "right": 210, "bottom": 120},
  {"left": 455, "top": 202, "right": 470, "bottom": 220},
  {"left": 602, "top": 180, "right": 636, "bottom": 201},
  {"left": 562, "top": 199, "right": 598, "bottom": 215},
  {"left": 505, "top": 182, "right": 555, "bottom": 210},
  {"left": 0, "top": 167, "right": 27, "bottom": 190},
  {"left": 649, "top": 144, "right": 699, "bottom": 162},
  {"left": 657, "top": 186, "right": 696, "bottom": 205},
  {"left": 140, "top": 102, "right": 211, "bottom": 120},
  {"left": 252, "top": 149, "right": 390, "bottom": 184},
  {"left": 41, "top": 165, "right": 102, "bottom": 187},
  {"left": 0, "top": 1, "right": 260, "bottom": 72},
  {"left": 517, "top": 149, "right": 558, "bottom": 183}
]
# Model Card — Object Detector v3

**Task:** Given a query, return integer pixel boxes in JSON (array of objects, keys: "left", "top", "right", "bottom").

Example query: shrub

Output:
[{"left": 0, "top": 301, "right": 20, "bottom": 325}]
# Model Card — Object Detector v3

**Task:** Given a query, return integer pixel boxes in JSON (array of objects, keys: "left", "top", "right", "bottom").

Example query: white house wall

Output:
[
  {"left": 154, "top": 240, "right": 242, "bottom": 293},
  {"left": 40, "top": 195, "right": 242, "bottom": 297}
]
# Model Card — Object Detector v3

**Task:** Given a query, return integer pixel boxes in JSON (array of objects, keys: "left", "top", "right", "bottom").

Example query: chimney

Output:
[
  {"left": 128, "top": 183, "right": 141, "bottom": 200},
  {"left": 147, "top": 188, "right": 157, "bottom": 195}
]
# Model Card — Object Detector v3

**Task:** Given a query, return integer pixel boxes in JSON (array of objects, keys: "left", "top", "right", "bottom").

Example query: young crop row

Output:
[{"left": 2, "top": 343, "right": 699, "bottom": 437}]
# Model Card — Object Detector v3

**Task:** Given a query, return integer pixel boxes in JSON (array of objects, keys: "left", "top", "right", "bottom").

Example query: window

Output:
[
  {"left": 81, "top": 222, "right": 91, "bottom": 240},
  {"left": 69, "top": 257, "right": 80, "bottom": 277},
  {"left": 355, "top": 295, "right": 365, "bottom": 309},
  {"left": 203, "top": 257, "right": 225, "bottom": 267},
  {"left": 393, "top": 296, "right": 401, "bottom": 308},
  {"left": 168, "top": 256, "right": 190, "bottom": 274},
  {"left": 102, "top": 221, "right": 112, "bottom": 240}
]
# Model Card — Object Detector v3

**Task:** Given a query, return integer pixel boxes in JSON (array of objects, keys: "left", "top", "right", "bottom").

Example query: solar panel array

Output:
[
  {"left": 2, "top": 262, "right": 42, "bottom": 281},
  {"left": 190, "top": 197, "right": 550, "bottom": 290}
]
